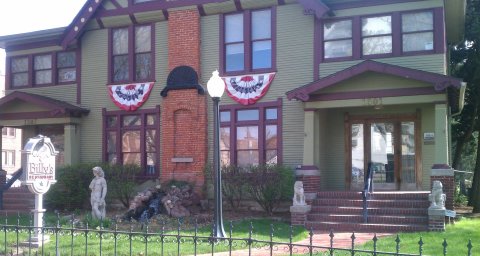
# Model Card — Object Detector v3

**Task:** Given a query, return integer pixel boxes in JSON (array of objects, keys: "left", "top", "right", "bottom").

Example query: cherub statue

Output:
[
  {"left": 429, "top": 180, "right": 446, "bottom": 209},
  {"left": 89, "top": 166, "right": 107, "bottom": 219},
  {"left": 293, "top": 181, "right": 306, "bottom": 206}
]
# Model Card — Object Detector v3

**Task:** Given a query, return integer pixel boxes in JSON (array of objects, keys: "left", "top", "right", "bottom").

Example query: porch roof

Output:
[
  {"left": 0, "top": 91, "right": 89, "bottom": 120},
  {"left": 286, "top": 60, "right": 464, "bottom": 102}
]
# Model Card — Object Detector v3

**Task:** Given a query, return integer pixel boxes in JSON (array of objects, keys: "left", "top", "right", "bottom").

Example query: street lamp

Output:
[{"left": 207, "top": 70, "right": 226, "bottom": 238}]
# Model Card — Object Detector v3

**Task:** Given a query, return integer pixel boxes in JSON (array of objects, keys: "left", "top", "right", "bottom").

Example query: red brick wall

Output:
[
  {"left": 168, "top": 9, "right": 200, "bottom": 73},
  {"left": 160, "top": 9, "right": 207, "bottom": 195},
  {"left": 296, "top": 175, "right": 321, "bottom": 195},
  {"left": 161, "top": 90, "right": 207, "bottom": 195}
]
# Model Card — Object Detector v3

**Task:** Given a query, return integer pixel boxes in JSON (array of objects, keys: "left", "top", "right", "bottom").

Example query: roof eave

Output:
[{"left": 0, "top": 27, "right": 65, "bottom": 50}]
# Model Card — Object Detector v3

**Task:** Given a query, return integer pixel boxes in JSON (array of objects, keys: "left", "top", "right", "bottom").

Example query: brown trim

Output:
[
  {"left": 287, "top": 60, "right": 463, "bottom": 102},
  {"left": 344, "top": 112, "right": 351, "bottom": 190},
  {"left": 415, "top": 109, "right": 422, "bottom": 189},
  {"left": 345, "top": 112, "right": 421, "bottom": 191}
]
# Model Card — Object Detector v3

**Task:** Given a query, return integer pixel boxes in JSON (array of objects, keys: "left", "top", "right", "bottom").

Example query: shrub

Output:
[
  {"left": 104, "top": 163, "right": 141, "bottom": 208},
  {"left": 45, "top": 163, "right": 97, "bottom": 211},
  {"left": 244, "top": 164, "right": 294, "bottom": 215},
  {"left": 45, "top": 163, "right": 141, "bottom": 211},
  {"left": 221, "top": 165, "right": 248, "bottom": 210}
]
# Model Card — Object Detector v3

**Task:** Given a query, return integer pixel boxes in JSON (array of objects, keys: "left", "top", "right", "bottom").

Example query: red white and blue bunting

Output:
[
  {"left": 222, "top": 72, "right": 276, "bottom": 105},
  {"left": 108, "top": 82, "right": 154, "bottom": 111}
]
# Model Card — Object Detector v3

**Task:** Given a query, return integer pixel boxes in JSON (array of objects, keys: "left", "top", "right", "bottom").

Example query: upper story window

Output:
[
  {"left": 34, "top": 54, "right": 53, "bottom": 85},
  {"left": 323, "top": 19, "right": 353, "bottom": 58},
  {"left": 8, "top": 51, "right": 77, "bottom": 88},
  {"left": 2, "top": 127, "right": 15, "bottom": 138},
  {"left": 361, "top": 15, "right": 392, "bottom": 55},
  {"left": 111, "top": 25, "right": 153, "bottom": 83},
  {"left": 222, "top": 8, "right": 275, "bottom": 75},
  {"left": 320, "top": 9, "right": 437, "bottom": 62},
  {"left": 402, "top": 11, "right": 434, "bottom": 52},
  {"left": 134, "top": 0, "right": 155, "bottom": 3}
]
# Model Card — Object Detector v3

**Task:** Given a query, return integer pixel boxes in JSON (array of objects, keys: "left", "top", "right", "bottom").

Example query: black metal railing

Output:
[
  {"left": 0, "top": 168, "right": 23, "bottom": 210},
  {"left": 0, "top": 214, "right": 475, "bottom": 256},
  {"left": 362, "top": 162, "right": 374, "bottom": 223}
]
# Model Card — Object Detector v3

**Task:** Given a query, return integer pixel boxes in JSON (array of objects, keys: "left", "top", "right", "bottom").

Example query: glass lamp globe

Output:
[{"left": 207, "top": 70, "right": 225, "bottom": 98}]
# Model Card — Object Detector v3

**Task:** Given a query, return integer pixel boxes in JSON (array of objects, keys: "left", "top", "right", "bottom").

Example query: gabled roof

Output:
[
  {"left": 0, "top": 91, "right": 89, "bottom": 118},
  {"left": 286, "top": 60, "right": 463, "bottom": 101}
]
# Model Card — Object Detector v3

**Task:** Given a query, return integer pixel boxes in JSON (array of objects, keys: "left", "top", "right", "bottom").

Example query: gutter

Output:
[{"left": 452, "top": 82, "right": 467, "bottom": 117}]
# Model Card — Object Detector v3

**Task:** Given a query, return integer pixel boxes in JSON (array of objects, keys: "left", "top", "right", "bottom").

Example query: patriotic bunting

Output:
[
  {"left": 108, "top": 82, "right": 154, "bottom": 111},
  {"left": 222, "top": 72, "right": 275, "bottom": 105}
]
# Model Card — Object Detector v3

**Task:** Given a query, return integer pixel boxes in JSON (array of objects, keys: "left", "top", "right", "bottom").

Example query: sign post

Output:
[{"left": 20, "top": 135, "right": 58, "bottom": 247}]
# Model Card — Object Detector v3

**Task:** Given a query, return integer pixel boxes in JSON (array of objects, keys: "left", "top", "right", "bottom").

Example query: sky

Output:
[{"left": 0, "top": 0, "right": 87, "bottom": 74}]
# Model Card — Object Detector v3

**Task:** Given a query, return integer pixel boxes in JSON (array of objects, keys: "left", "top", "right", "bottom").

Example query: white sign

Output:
[
  {"left": 21, "top": 135, "right": 58, "bottom": 194},
  {"left": 445, "top": 210, "right": 456, "bottom": 218}
]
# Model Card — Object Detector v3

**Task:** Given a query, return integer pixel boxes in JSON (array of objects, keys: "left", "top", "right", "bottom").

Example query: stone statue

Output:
[
  {"left": 293, "top": 181, "right": 306, "bottom": 206},
  {"left": 429, "top": 180, "right": 446, "bottom": 209},
  {"left": 89, "top": 166, "right": 107, "bottom": 219}
]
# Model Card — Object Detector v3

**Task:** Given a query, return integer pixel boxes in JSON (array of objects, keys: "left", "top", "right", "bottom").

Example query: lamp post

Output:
[{"left": 207, "top": 70, "right": 226, "bottom": 238}]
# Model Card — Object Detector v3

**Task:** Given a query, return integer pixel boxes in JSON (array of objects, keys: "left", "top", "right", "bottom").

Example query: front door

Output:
[{"left": 348, "top": 115, "right": 419, "bottom": 191}]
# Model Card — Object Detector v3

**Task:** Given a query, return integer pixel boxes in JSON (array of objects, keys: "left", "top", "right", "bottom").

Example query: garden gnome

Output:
[{"left": 89, "top": 166, "right": 107, "bottom": 219}]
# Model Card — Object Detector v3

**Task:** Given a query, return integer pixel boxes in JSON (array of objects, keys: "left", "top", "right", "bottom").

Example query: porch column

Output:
[
  {"left": 434, "top": 104, "right": 449, "bottom": 165},
  {"left": 64, "top": 124, "right": 80, "bottom": 165},
  {"left": 431, "top": 103, "right": 454, "bottom": 210},
  {"left": 297, "top": 110, "right": 321, "bottom": 200}
]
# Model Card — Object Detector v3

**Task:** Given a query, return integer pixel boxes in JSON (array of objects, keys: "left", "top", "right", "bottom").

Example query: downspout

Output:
[{"left": 452, "top": 82, "right": 467, "bottom": 117}]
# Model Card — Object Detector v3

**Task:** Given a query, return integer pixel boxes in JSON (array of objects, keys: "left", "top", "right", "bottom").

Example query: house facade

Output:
[{"left": 0, "top": 0, "right": 465, "bottom": 200}]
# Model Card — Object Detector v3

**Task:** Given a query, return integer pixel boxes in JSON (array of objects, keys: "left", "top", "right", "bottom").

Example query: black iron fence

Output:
[{"left": 0, "top": 214, "right": 475, "bottom": 256}]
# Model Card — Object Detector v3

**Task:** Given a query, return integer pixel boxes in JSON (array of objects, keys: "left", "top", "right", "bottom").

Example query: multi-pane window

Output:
[
  {"left": 34, "top": 54, "right": 52, "bottom": 85},
  {"left": 402, "top": 11, "right": 434, "bottom": 52},
  {"left": 11, "top": 57, "right": 29, "bottom": 87},
  {"left": 1, "top": 150, "right": 15, "bottom": 167},
  {"left": 362, "top": 15, "right": 392, "bottom": 55},
  {"left": 111, "top": 25, "right": 153, "bottom": 83},
  {"left": 220, "top": 101, "right": 281, "bottom": 167},
  {"left": 104, "top": 109, "right": 159, "bottom": 176},
  {"left": 320, "top": 9, "right": 437, "bottom": 61},
  {"left": 57, "top": 52, "right": 77, "bottom": 83},
  {"left": 8, "top": 51, "right": 77, "bottom": 88},
  {"left": 323, "top": 19, "right": 353, "bottom": 59},
  {"left": 223, "top": 8, "right": 273, "bottom": 74},
  {"left": 1, "top": 127, "right": 15, "bottom": 137}
]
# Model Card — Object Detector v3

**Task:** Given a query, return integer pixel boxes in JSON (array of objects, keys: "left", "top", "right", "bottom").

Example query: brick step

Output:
[
  {"left": 2, "top": 187, "right": 36, "bottom": 212},
  {"left": 311, "top": 199, "right": 429, "bottom": 208},
  {"left": 316, "top": 191, "right": 430, "bottom": 200},
  {"left": 307, "top": 214, "right": 428, "bottom": 225},
  {"left": 311, "top": 206, "right": 428, "bottom": 216},
  {"left": 304, "top": 221, "right": 428, "bottom": 233}
]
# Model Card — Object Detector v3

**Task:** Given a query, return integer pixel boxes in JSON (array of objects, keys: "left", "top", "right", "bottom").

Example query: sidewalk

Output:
[{"left": 195, "top": 231, "right": 393, "bottom": 256}]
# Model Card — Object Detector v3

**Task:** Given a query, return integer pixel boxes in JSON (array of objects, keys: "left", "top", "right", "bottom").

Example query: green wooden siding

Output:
[{"left": 320, "top": 55, "right": 446, "bottom": 79}]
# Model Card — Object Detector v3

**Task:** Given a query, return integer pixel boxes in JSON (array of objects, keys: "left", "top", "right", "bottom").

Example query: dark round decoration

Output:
[{"left": 161, "top": 65, "right": 205, "bottom": 97}]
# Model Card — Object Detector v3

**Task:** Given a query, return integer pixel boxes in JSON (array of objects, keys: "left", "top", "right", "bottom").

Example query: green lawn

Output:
[
  {"left": 355, "top": 218, "right": 479, "bottom": 255},
  {"left": 0, "top": 217, "right": 309, "bottom": 255}
]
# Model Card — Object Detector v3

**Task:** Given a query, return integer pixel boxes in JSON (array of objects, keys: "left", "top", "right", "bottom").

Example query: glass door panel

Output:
[
  {"left": 370, "top": 123, "right": 396, "bottom": 189},
  {"left": 351, "top": 124, "right": 365, "bottom": 190},
  {"left": 401, "top": 122, "right": 416, "bottom": 188}
]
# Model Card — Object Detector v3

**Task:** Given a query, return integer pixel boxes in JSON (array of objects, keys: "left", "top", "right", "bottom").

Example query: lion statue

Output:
[
  {"left": 429, "top": 180, "right": 446, "bottom": 209},
  {"left": 293, "top": 181, "right": 306, "bottom": 206}
]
